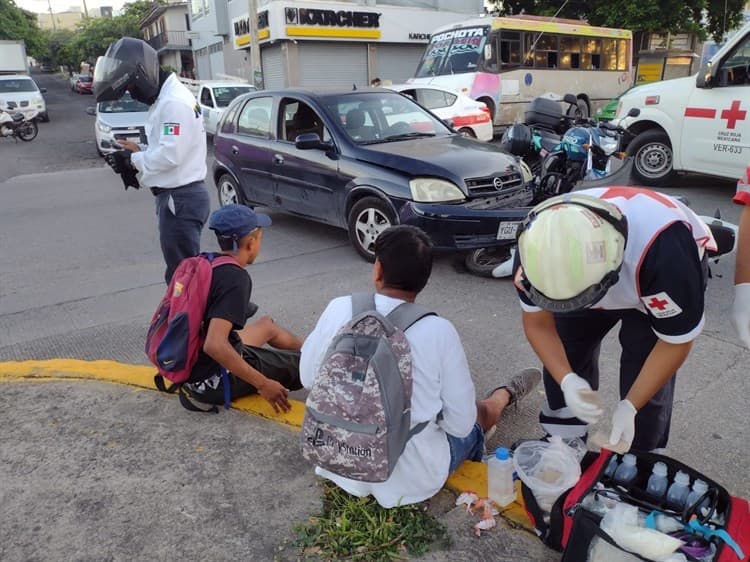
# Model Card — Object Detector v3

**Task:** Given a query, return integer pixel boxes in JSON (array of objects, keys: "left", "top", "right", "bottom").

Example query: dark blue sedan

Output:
[{"left": 212, "top": 88, "right": 532, "bottom": 261}]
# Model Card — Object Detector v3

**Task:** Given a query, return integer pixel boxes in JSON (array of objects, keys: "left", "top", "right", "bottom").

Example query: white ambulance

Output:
[{"left": 616, "top": 22, "right": 750, "bottom": 186}]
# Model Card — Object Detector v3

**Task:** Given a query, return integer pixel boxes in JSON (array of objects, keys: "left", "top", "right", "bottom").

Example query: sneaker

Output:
[{"left": 486, "top": 368, "right": 542, "bottom": 408}]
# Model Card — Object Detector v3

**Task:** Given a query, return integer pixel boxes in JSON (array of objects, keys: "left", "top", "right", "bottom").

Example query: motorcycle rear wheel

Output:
[
  {"left": 17, "top": 121, "right": 38, "bottom": 142},
  {"left": 465, "top": 246, "right": 513, "bottom": 278}
]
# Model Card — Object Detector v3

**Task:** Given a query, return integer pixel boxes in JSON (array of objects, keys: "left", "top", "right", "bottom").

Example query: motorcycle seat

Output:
[{"left": 11, "top": 113, "right": 25, "bottom": 122}]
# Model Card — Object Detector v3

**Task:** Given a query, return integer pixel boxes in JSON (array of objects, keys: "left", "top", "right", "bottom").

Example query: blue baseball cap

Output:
[{"left": 209, "top": 204, "right": 271, "bottom": 242}]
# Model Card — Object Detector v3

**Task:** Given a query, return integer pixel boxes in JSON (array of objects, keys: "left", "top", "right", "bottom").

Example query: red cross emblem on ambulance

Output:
[{"left": 721, "top": 100, "right": 746, "bottom": 129}]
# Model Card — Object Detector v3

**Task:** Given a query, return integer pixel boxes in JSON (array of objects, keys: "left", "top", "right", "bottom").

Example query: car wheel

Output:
[
  {"left": 17, "top": 120, "right": 38, "bottom": 141},
  {"left": 347, "top": 197, "right": 396, "bottom": 262},
  {"left": 458, "top": 127, "right": 476, "bottom": 138},
  {"left": 626, "top": 130, "right": 676, "bottom": 186},
  {"left": 39, "top": 112, "right": 49, "bottom": 123},
  {"left": 216, "top": 174, "right": 244, "bottom": 206},
  {"left": 464, "top": 246, "right": 513, "bottom": 277}
]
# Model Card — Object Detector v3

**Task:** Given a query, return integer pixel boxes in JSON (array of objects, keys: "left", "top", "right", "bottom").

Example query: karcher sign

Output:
[{"left": 285, "top": 7, "right": 381, "bottom": 39}]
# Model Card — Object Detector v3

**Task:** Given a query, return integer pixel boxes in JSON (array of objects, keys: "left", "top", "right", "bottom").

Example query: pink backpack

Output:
[{"left": 145, "top": 253, "right": 240, "bottom": 398}]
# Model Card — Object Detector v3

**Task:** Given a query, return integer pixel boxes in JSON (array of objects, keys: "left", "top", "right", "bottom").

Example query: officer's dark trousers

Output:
[
  {"left": 154, "top": 181, "right": 211, "bottom": 284},
  {"left": 540, "top": 309, "right": 676, "bottom": 451}
]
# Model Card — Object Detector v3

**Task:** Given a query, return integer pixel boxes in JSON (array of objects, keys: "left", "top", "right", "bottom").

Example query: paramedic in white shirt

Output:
[
  {"left": 300, "top": 225, "right": 540, "bottom": 508},
  {"left": 93, "top": 37, "right": 210, "bottom": 283}
]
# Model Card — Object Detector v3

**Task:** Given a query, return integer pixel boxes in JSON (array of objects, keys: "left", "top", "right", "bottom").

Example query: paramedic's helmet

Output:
[
  {"left": 94, "top": 38, "right": 160, "bottom": 104},
  {"left": 517, "top": 193, "right": 628, "bottom": 312},
  {"left": 561, "top": 126, "right": 590, "bottom": 162}
]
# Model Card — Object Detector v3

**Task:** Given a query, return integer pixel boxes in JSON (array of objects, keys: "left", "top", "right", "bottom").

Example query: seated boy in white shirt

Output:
[{"left": 300, "top": 225, "right": 540, "bottom": 508}]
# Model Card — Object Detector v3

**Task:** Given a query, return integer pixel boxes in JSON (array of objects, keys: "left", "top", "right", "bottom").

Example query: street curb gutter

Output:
[{"left": 0, "top": 358, "right": 533, "bottom": 525}]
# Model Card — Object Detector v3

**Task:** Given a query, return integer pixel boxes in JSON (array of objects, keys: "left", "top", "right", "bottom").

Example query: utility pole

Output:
[
  {"left": 48, "top": 0, "right": 56, "bottom": 31},
  {"left": 81, "top": 0, "right": 89, "bottom": 18},
  {"left": 247, "top": 0, "right": 263, "bottom": 89}
]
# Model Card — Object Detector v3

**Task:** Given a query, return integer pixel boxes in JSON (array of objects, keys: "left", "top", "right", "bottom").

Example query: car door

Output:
[
  {"left": 271, "top": 97, "right": 341, "bottom": 223},
  {"left": 198, "top": 86, "right": 219, "bottom": 135},
  {"left": 681, "top": 31, "right": 750, "bottom": 179},
  {"left": 230, "top": 96, "right": 276, "bottom": 206}
]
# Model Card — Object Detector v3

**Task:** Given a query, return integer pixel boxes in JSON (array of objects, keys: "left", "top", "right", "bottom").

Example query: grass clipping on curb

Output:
[{"left": 292, "top": 481, "right": 450, "bottom": 561}]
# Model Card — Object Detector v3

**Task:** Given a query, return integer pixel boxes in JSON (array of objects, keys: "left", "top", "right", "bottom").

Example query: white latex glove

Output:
[
  {"left": 609, "top": 399, "right": 637, "bottom": 450},
  {"left": 732, "top": 283, "right": 750, "bottom": 348},
  {"left": 560, "top": 372, "right": 603, "bottom": 424}
]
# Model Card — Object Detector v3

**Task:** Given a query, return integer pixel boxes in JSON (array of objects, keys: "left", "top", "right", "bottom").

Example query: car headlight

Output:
[
  {"left": 409, "top": 178, "right": 465, "bottom": 203},
  {"left": 97, "top": 122, "right": 111, "bottom": 133},
  {"left": 32, "top": 97, "right": 43, "bottom": 105},
  {"left": 614, "top": 101, "right": 623, "bottom": 118}
]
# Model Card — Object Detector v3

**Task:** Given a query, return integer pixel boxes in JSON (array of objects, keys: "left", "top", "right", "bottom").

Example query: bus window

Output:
[
  {"left": 500, "top": 31, "right": 522, "bottom": 68},
  {"left": 523, "top": 33, "right": 535, "bottom": 67},
  {"left": 533, "top": 34, "right": 559, "bottom": 68},
  {"left": 483, "top": 32, "right": 500, "bottom": 72},
  {"left": 414, "top": 26, "right": 489, "bottom": 77},
  {"left": 617, "top": 39, "right": 628, "bottom": 71},
  {"left": 602, "top": 39, "right": 618, "bottom": 70},
  {"left": 581, "top": 38, "right": 601, "bottom": 70},
  {"left": 559, "top": 36, "right": 581, "bottom": 69}
]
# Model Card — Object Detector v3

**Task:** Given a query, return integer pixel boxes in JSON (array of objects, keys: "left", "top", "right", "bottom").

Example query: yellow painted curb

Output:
[{"left": 0, "top": 359, "right": 534, "bottom": 531}]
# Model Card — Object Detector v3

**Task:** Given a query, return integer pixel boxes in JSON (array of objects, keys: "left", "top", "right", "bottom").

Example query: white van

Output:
[
  {"left": 197, "top": 82, "right": 256, "bottom": 136},
  {"left": 616, "top": 23, "right": 750, "bottom": 186},
  {"left": 0, "top": 74, "right": 48, "bottom": 122}
]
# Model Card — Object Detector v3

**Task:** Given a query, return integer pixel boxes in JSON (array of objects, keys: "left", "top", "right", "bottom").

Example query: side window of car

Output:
[
  {"left": 719, "top": 35, "right": 750, "bottom": 86},
  {"left": 237, "top": 97, "right": 273, "bottom": 137},
  {"left": 280, "top": 98, "right": 325, "bottom": 142},
  {"left": 219, "top": 99, "right": 241, "bottom": 134},
  {"left": 418, "top": 89, "right": 451, "bottom": 109},
  {"left": 200, "top": 88, "right": 214, "bottom": 107}
]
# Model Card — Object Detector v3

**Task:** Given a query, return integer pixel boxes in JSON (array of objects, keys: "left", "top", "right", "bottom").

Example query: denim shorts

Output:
[{"left": 447, "top": 423, "right": 485, "bottom": 474}]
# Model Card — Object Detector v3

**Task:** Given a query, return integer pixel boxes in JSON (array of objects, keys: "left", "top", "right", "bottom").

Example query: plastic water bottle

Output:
[
  {"left": 604, "top": 455, "right": 619, "bottom": 478},
  {"left": 646, "top": 461, "right": 669, "bottom": 500},
  {"left": 666, "top": 470, "right": 691, "bottom": 509},
  {"left": 488, "top": 447, "right": 515, "bottom": 507},
  {"left": 686, "top": 479, "right": 710, "bottom": 513},
  {"left": 613, "top": 453, "right": 638, "bottom": 485}
]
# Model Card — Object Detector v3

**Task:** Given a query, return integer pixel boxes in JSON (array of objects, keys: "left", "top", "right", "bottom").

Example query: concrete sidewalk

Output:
[{"left": 0, "top": 360, "right": 557, "bottom": 562}]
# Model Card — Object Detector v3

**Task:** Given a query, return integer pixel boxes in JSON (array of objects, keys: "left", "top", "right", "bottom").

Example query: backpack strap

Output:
[
  {"left": 385, "top": 302, "right": 436, "bottom": 333},
  {"left": 351, "top": 292, "right": 376, "bottom": 316}
]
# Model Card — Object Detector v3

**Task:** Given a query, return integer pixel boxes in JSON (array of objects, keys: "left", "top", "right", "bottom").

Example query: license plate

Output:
[
  {"left": 123, "top": 136, "right": 139, "bottom": 143},
  {"left": 496, "top": 221, "right": 520, "bottom": 240}
]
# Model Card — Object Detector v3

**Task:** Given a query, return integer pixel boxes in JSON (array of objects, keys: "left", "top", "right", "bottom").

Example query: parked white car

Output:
[
  {"left": 0, "top": 74, "right": 48, "bottom": 122},
  {"left": 386, "top": 83, "right": 493, "bottom": 141},
  {"left": 197, "top": 82, "right": 257, "bottom": 135},
  {"left": 90, "top": 92, "right": 149, "bottom": 156},
  {"left": 69, "top": 73, "right": 81, "bottom": 90}
]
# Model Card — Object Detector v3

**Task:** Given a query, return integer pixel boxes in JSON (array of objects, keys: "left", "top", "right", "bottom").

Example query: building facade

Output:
[
  {"left": 36, "top": 9, "right": 84, "bottom": 31},
  {"left": 189, "top": 0, "right": 483, "bottom": 86},
  {"left": 141, "top": 2, "right": 196, "bottom": 76}
]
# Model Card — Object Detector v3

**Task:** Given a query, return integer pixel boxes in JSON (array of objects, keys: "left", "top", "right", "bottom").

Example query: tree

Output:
[
  {"left": 0, "top": 0, "right": 46, "bottom": 58},
  {"left": 488, "top": 0, "right": 745, "bottom": 42}
]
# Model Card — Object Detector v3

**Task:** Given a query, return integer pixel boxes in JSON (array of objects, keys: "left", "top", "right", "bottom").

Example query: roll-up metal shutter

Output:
[
  {"left": 195, "top": 52, "right": 210, "bottom": 81},
  {"left": 375, "top": 44, "right": 425, "bottom": 83},
  {"left": 298, "top": 43, "right": 368, "bottom": 89},
  {"left": 261, "top": 45, "right": 285, "bottom": 90}
]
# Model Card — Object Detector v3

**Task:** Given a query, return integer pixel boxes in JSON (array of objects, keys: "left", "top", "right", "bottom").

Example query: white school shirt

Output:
[
  {"left": 300, "top": 294, "right": 477, "bottom": 508},
  {"left": 130, "top": 74, "right": 207, "bottom": 189}
]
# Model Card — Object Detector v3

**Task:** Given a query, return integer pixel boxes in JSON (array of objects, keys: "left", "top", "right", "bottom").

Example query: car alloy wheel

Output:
[
  {"left": 347, "top": 196, "right": 395, "bottom": 262},
  {"left": 217, "top": 174, "right": 242, "bottom": 206}
]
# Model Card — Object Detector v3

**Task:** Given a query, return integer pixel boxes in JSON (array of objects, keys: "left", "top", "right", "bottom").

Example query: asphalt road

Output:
[{"left": 0, "top": 72, "right": 747, "bottom": 560}]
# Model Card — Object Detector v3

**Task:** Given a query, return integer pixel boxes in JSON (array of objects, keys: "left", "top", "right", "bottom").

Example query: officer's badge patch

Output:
[
  {"left": 641, "top": 292, "right": 683, "bottom": 318},
  {"left": 163, "top": 123, "right": 181, "bottom": 135}
]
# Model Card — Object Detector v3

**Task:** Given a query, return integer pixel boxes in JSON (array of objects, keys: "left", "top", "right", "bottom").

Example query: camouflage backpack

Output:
[{"left": 301, "top": 293, "right": 436, "bottom": 483}]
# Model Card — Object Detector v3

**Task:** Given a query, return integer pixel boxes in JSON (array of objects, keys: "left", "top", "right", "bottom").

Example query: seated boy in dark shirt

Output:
[{"left": 186, "top": 204, "right": 302, "bottom": 412}]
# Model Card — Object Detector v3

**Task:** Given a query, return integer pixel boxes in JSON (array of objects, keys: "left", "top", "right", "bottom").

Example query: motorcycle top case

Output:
[{"left": 525, "top": 97, "right": 564, "bottom": 131}]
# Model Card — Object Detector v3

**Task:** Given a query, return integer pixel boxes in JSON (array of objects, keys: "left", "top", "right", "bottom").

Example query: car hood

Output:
[
  {"left": 97, "top": 112, "right": 148, "bottom": 128},
  {"left": 353, "top": 135, "right": 519, "bottom": 191}
]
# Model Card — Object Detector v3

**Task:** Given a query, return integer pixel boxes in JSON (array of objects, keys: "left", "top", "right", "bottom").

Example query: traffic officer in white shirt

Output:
[
  {"left": 733, "top": 166, "right": 750, "bottom": 348},
  {"left": 93, "top": 37, "right": 210, "bottom": 283},
  {"left": 513, "top": 188, "right": 716, "bottom": 452}
]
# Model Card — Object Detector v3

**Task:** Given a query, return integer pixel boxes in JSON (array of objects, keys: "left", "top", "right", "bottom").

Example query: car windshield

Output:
[
  {"left": 0, "top": 78, "right": 39, "bottom": 93},
  {"left": 213, "top": 86, "right": 255, "bottom": 107},
  {"left": 322, "top": 91, "right": 452, "bottom": 144},
  {"left": 414, "top": 26, "right": 489, "bottom": 78},
  {"left": 99, "top": 94, "right": 149, "bottom": 113},
  {"left": 79, "top": 76, "right": 93, "bottom": 83}
]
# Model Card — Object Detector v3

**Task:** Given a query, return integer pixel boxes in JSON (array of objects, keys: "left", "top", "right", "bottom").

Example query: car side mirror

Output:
[
  {"left": 295, "top": 132, "right": 331, "bottom": 150},
  {"left": 442, "top": 118, "right": 455, "bottom": 130},
  {"left": 696, "top": 61, "right": 714, "bottom": 89},
  {"left": 86, "top": 106, "right": 96, "bottom": 116},
  {"left": 40, "top": 88, "right": 47, "bottom": 93},
  {"left": 627, "top": 107, "right": 640, "bottom": 118}
]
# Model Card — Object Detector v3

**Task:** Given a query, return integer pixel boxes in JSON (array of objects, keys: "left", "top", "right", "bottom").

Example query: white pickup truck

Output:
[{"left": 616, "top": 22, "right": 750, "bottom": 186}]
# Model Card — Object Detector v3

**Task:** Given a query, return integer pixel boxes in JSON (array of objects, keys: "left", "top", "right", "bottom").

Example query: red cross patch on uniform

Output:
[{"left": 641, "top": 292, "right": 683, "bottom": 318}]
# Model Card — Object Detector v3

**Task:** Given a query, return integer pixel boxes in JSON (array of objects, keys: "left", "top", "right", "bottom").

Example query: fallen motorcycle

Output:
[{"left": 0, "top": 107, "right": 39, "bottom": 142}]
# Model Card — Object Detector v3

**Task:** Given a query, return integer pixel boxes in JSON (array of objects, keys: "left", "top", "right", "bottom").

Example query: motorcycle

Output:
[{"left": 0, "top": 107, "right": 39, "bottom": 142}]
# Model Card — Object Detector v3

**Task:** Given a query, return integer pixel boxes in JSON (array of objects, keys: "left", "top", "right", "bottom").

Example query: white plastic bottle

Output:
[
  {"left": 646, "top": 461, "right": 669, "bottom": 500},
  {"left": 604, "top": 455, "right": 620, "bottom": 478},
  {"left": 686, "top": 479, "right": 710, "bottom": 513},
  {"left": 666, "top": 470, "right": 691, "bottom": 509},
  {"left": 613, "top": 453, "right": 638, "bottom": 486},
  {"left": 488, "top": 447, "right": 515, "bottom": 507}
]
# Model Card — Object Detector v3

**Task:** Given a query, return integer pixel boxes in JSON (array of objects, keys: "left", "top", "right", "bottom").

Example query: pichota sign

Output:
[
  {"left": 284, "top": 6, "right": 381, "bottom": 39},
  {"left": 232, "top": 10, "right": 270, "bottom": 49}
]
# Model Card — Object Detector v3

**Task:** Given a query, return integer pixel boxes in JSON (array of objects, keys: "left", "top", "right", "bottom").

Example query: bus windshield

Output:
[{"left": 414, "top": 26, "right": 489, "bottom": 78}]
